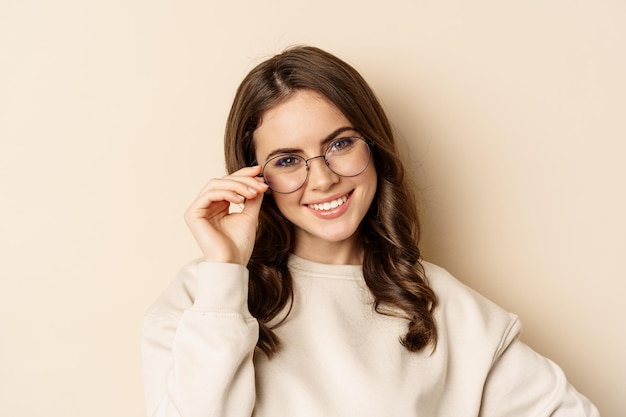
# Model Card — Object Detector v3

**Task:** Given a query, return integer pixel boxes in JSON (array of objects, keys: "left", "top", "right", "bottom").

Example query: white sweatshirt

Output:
[{"left": 141, "top": 256, "right": 599, "bottom": 417}]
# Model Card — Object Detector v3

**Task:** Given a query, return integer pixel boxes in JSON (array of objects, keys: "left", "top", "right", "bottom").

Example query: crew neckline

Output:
[{"left": 288, "top": 254, "right": 363, "bottom": 280}]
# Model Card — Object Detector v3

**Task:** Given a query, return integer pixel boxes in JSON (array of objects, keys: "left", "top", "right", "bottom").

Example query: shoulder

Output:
[
  {"left": 422, "top": 261, "right": 516, "bottom": 323},
  {"left": 423, "top": 261, "right": 521, "bottom": 355},
  {"left": 145, "top": 258, "right": 205, "bottom": 318},
  {"left": 145, "top": 258, "right": 251, "bottom": 318}
]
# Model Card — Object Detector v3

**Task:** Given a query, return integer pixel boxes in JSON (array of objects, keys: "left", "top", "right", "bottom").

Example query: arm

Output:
[
  {"left": 142, "top": 166, "right": 269, "bottom": 417},
  {"left": 142, "top": 262, "right": 258, "bottom": 417},
  {"left": 480, "top": 323, "right": 600, "bottom": 417}
]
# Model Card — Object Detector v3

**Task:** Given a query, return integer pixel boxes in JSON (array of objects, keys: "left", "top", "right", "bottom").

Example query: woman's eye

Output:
[
  {"left": 329, "top": 137, "right": 356, "bottom": 152},
  {"left": 274, "top": 156, "right": 301, "bottom": 168}
]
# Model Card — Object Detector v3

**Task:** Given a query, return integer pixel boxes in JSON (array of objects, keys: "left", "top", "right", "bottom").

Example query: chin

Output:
[{"left": 304, "top": 222, "right": 360, "bottom": 244}]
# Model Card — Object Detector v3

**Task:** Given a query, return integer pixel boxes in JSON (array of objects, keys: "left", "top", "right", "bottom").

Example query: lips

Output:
[{"left": 307, "top": 192, "right": 351, "bottom": 211}]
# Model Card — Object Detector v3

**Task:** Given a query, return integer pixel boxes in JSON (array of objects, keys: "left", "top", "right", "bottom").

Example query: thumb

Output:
[{"left": 241, "top": 190, "right": 265, "bottom": 221}]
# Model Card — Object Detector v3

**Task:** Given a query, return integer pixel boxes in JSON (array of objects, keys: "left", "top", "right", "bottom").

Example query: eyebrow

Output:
[{"left": 264, "top": 126, "right": 358, "bottom": 161}]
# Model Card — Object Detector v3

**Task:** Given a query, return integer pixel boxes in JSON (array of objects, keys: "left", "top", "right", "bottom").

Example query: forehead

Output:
[{"left": 253, "top": 90, "right": 352, "bottom": 159}]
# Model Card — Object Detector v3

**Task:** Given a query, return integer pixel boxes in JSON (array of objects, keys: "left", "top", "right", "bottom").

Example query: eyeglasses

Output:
[{"left": 259, "top": 136, "right": 372, "bottom": 194}]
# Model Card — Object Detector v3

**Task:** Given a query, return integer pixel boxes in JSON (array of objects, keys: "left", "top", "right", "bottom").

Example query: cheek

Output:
[
  {"left": 271, "top": 192, "right": 302, "bottom": 214},
  {"left": 361, "top": 165, "right": 378, "bottom": 195},
  {"left": 360, "top": 169, "right": 378, "bottom": 213}
]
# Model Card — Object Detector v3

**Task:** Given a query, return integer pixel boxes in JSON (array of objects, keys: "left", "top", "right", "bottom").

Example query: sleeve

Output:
[
  {"left": 141, "top": 261, "right": 259, "bottom": 417},
  {"left": 480, "top": 320, "right": 600, "bottom": 417}
]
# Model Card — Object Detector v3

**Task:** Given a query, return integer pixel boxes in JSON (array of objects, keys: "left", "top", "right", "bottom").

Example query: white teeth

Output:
[{"left": 309, "top": 195, "right": 348, "bottom": 211}]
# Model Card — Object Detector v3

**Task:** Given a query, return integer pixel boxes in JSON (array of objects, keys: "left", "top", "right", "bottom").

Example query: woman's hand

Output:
[{"left": 184, "top": 166, "right": 269, "bottom": 265}]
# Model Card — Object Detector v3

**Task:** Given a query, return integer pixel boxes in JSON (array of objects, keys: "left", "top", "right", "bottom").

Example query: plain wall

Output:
[{"left": 1, "top": 1, "right": 623, "bottom": 415}]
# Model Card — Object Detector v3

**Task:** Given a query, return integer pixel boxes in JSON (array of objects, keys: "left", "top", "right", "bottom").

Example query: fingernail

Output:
[{"left": 247, "top": 187, "right": 258, "bottom": 194}]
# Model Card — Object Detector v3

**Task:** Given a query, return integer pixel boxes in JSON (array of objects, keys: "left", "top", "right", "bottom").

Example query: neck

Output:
[{"left": 292, "top": 235, "right": 362, "bottom": 265}]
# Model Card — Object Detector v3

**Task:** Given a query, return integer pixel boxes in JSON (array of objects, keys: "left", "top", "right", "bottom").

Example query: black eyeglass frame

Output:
[{"left": 256, "top": 136, "right": 373, "bottom": 194}]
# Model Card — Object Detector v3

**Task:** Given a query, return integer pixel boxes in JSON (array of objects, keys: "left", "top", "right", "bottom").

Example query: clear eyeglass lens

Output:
[{"left": 262, "top": 137, "right": 371, "bottom": 194}]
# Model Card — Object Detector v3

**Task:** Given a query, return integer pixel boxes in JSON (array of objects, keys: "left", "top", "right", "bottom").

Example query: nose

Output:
[{"left": 306, "top": 156, "right": 339, "bottom": 190}]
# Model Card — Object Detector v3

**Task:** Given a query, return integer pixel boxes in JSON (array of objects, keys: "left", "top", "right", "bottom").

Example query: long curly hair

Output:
[{"left": 224, "top": 46, "right": 437, "bottom": 357}]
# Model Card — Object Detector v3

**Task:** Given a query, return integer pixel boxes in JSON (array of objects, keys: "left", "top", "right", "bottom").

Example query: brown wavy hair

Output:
[{"left": 224, "top": 46, "right": 437, "bottom": 357}]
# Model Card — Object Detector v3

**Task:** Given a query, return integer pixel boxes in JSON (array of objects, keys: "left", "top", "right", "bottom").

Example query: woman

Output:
[{"left": 142, "top": 46, "right": 599, "bottom": 416}]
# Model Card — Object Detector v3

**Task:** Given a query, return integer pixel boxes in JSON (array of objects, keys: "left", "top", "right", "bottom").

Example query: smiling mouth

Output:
[{"left": 307, "top": 193, "right": 350, "bottom": 211}]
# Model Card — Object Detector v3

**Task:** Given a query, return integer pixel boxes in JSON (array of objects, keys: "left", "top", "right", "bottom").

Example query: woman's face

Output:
[{"left": 253, "top": 90, "right": 377, "bottom": 264}]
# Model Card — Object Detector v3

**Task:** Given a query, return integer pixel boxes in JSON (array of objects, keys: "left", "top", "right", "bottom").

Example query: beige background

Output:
[{"left": 1, "top": 1, "right": 623, "bottom": 416}]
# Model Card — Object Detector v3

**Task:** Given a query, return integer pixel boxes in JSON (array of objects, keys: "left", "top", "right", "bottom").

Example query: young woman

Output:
[{"left": 142, "top": 46, "right": 599, "bottom": 417}]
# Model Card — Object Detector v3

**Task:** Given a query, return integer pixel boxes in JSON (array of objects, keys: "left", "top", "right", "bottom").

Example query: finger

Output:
[
  {"left": 240, "top": 187, "right": 265, "bottom": 221},
  {"left": 220, "top": 165, "right": 264, "bottom": 188},
  {"left": 198, "top": 174, "right": 266, "bottom": 197},
  {"left": 188, "top": 189, "right": 246, "bottom": 215},
  {"left": 229, "top": 165, "right": 263, "bottom": 176},
  {"left": 185, "top": 200, "right": 230, "bottom": 223},
  {"left": 196, "top": 180, "right": 260, "bottom": 203}
]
